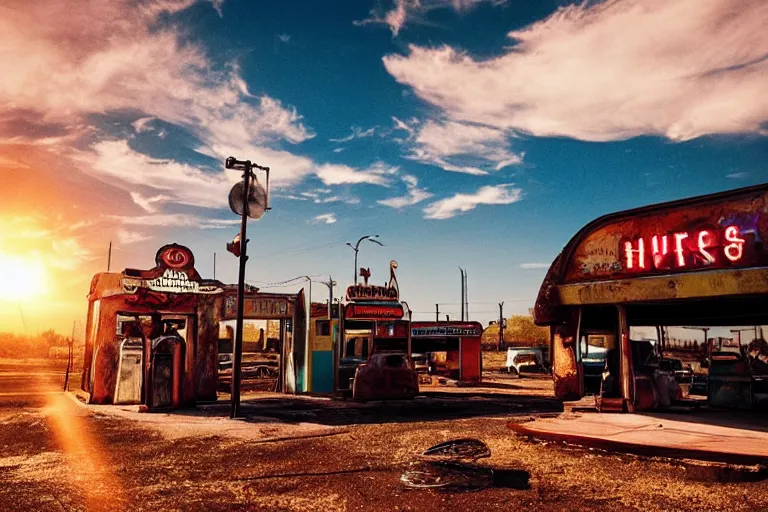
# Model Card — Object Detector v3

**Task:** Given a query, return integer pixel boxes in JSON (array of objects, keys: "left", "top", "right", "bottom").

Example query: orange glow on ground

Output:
[{"left": 43, "top": 382, "right": 125, "bottom": 509}]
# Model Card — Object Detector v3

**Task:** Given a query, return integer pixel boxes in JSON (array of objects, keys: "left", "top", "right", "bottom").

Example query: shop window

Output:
[{"left": 316, "top": 320, "right": 331, "bottom": 337}]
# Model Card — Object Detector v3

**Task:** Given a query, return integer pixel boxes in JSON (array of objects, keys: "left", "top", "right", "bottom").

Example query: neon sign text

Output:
[{"left": 623, "top": 225, "right": 744, "bottom": 271}]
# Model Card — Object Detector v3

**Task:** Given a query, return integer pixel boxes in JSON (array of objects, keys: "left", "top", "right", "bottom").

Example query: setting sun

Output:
[{"left": 0, "top": 252, "right": 47, "bottom": 302}]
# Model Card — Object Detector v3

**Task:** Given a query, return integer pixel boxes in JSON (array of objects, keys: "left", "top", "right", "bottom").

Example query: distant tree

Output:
[{"left": 481, "top": 315, "right": 548, "bottom": 349}]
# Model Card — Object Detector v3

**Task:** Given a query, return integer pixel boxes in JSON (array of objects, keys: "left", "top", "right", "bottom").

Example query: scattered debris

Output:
[
  {"left": 419, "top": 438, "right": 490, "bottom": 461},
  {"left": 402, "top": 438, "right": 530, "bottom": 491}
]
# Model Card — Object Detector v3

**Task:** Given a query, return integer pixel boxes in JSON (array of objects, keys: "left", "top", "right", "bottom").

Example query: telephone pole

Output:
[
  {"left": 464, "top": 270, "right": 469, "bottom": 321},
  {"left": 107, "top": 241, "right": 112, "bottom": 272},
  {"left": 317, "top": 276, "right": 336, "bottom": 320},
  {"left": 213, "top": 253, "right": 217, "bottom": 280},
  {"left": 498, "top": 302, "right": 505, "bottom": 351},
  {"left": 435, "top": 304, "right": 440, "bottom": 322},
  {"left": 459, "top": 267, "right": 465, "bottom": 321}
]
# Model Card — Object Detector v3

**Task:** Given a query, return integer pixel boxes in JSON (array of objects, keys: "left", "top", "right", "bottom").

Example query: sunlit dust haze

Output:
[{"left": 1, "top": 0, "right": 766, "bottom": 336}]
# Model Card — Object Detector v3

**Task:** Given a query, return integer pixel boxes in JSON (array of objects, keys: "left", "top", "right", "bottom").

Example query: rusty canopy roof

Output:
[{"left": 533, "top": 183, "right": 768, "bottom": 325}]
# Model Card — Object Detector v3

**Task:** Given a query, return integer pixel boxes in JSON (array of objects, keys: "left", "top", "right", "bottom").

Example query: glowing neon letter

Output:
[
  {"left": 697, "top": 230, "right": 715, "bottom": 264},
  {"left": 651, "top": 235, "right": 669, "bottom": 268},
  {"left": 673, "top": 232, "right": 689, "bottom": 267},
  {"left": 624, "top": 238, "right": 645, "bottom": 269},
  {"left": 724, "top": 225, "right": 744, "bottom": 262}
]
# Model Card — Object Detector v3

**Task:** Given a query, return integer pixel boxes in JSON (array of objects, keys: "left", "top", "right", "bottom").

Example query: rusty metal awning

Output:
[{"left": 553, "top": 267, "right": 768, "bottom": 306}]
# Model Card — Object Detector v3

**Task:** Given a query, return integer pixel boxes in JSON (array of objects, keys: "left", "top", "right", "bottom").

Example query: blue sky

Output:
[{"left": 1, "top": 0, "right": 767, "bottom": 333}]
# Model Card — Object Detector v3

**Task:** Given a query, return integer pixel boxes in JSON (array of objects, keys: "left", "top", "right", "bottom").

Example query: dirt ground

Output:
[{"left": 1, "top": 359, "right": 767, "bottom": 511}]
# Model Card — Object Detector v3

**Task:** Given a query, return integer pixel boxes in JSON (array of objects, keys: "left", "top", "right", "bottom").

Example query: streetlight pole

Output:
[
  {"left": 346, "top": 235, "right": 383, "bottom": 284},
  {"left": 224, "top": 156, "right": 271, "bottom": 419}
]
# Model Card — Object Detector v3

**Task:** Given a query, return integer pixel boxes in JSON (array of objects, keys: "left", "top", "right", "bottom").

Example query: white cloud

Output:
[
  {"left": 117, "top": 229, "right": 153, "bottom": 245},
  {"left": 378, "top": 174, "right": 433, "bottom": 208},
  {"left": 406, "top": 119, "right": 522, "bottom": 174},
  {"left": 726, "top": 172, "right": 749, "bottom": 179},
  {"left": 392, "top": 116, "right": 417, "bottom": 137},
  {"left": 50, "top": 238, "right": 95, "bottom": 269},
  {"left": 0, "top": 2, "right": 313, "bottom": 149},
  {"left": 109, "top": 213, "right": 240, "bottom": 229},
  {"left": 383, "top": 0, "right": 768, "bottom": 142},
  {"left": 329, "top": 126, "right": 376, "bottom": 143},
  {"left": 277, "top": 34, "right": 291, "bottom": 43},
  {"left": 80, "top": 140, "right": 240, "bottom": 209},
  {"left": 311, "top": 213, "right": 337, "bottom": 225},
  {"left": 520, "top": 262, "right": 550, "bottom": 270},
  {"left": 356, "top": 0, "right": 506, "bottom": 36},
  {"left": 131, "top": 116, "right": 155, "bottom": 133},
  {"left": 0, "top": 0, "right": 337, "bottom": 217},
  {"left": 332, "top": 147, "right": 345, "bottom": 153},
  {"left": 423, "top": 184, "right": 522, "bottom": 219},
  {"left": 130, "top": 192, "right": 171, "bottom": 213},
  {"left": 315, "top": 162, "right": 397, "bottom": 187}
]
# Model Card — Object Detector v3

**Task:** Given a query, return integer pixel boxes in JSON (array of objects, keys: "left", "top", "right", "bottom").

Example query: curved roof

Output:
[{"left": 533, "top": 183, "right": 768, "bottom": 324}]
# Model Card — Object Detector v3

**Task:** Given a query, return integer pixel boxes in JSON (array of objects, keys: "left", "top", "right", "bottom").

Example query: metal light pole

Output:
[
  {"left": 225, "top": 156, "right": 271, "bottom": 419},
  {"left": 346, "top": 235, "right": 383, "bottom": 284}
]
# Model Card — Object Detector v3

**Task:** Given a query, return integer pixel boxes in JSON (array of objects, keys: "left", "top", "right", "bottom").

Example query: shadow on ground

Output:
[{"left": 163, "top": 392, "right": 563, "bottom": 426}]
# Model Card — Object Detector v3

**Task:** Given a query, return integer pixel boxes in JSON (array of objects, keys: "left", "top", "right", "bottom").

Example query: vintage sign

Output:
[
  {"left": 145, "top": 269, "right": 199, "bottom": 293},
  {"left": 564, "top": 188, "right": 768, "bottom": 283},
  {"left": 345, "top": 303, "right": 404, "bottom": 320},
  {"left": 121, "top": 269, "right": 204, "bottom": 295},
  {"left": 345, "top": 283, "right": 399, "bottom": 302},
  {"left": 411, "top": 323, "right": 483, "bottom": 338},
  {"left": 224, "top": 295, "right": 294, "bottom": 319},
  {"left": 622, "top": 225, "right": 748, "bottom": 273},
  {"left": 156, "top": 244, "right": 195, "bottom": 270}
]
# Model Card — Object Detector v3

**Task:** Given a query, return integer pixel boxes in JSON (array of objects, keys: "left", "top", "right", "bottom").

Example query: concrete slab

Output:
[{"left": 508, "top": 411, "right": 768, "bottom": 466}]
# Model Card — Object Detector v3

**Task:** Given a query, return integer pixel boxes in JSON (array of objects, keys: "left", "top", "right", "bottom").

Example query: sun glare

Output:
[{"left": 0, "top": 252, "right": 47, "bottom": 302}]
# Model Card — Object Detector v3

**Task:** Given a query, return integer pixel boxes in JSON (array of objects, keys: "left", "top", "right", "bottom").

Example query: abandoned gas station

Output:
[
  {"left": 515, "top": 183, "right": 768, "bottom": 464},
  {"left": 81, "top": 244, "right": 307, "bottom": 409},
  {"left": 81, "top": 244, "right": 491, "bottom": 410}
]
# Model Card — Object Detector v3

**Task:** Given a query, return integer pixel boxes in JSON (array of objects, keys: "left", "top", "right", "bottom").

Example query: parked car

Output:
[
  {"left": 218, "top": 353, "right": 233, "bottom": 372},
  {"left": 352, "top": 352, "right": 419, "bottom": 401},
  {"left": 689, "top": 372, "right": 708, "bottom": 396},
  {"left": 411, "top": 353, "right": 430, "bottom": 374},
  {"left": 505, "top": 348, "right": 547, "bottom": 376},
  {"left": 659, "top": 358, "right": 692, "bottom": 383}
]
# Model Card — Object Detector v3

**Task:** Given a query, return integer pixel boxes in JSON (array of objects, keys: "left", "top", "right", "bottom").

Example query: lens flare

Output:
[{"left": 0, "top": 251, "right": 48, "bottom": 301}]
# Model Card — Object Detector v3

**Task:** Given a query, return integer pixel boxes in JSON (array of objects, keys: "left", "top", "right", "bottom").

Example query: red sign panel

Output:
[
  {"left": 345, "top": 303, "right": 404, "bottom": 320},
  {"left": 564, "top": 189, "right": 768, "bottom": 283},
  {"left": 345, "top": 284, "right": 398, "bottom": 302}
]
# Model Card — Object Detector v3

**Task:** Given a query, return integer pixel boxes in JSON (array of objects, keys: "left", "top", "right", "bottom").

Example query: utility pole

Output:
[
  {"left": 213, "top": 253, "right": 217, "bottom": 280},
  {"left": 446, "top": 315, "right": 450, "bottom": 321},
  {"left": 459, "top": 267, "right": 465, "bottom": 321},
  {"left": 317, "top": 276, "right": 336, "bottom": 321},
  {"left": 498, "top": 302, "right": 505, "bottom": 351},
  {"left": 465, "top": 269, "right": 469, "bottom": 321},
  {"left": 107, "top": 241, "right": 112, "bottom": 272},
  {"left": 63, "top": 320, "right": 75, "bottom": 391},
  {"left": 435, "top": 304, "right": 440, "bottom": 322}
]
